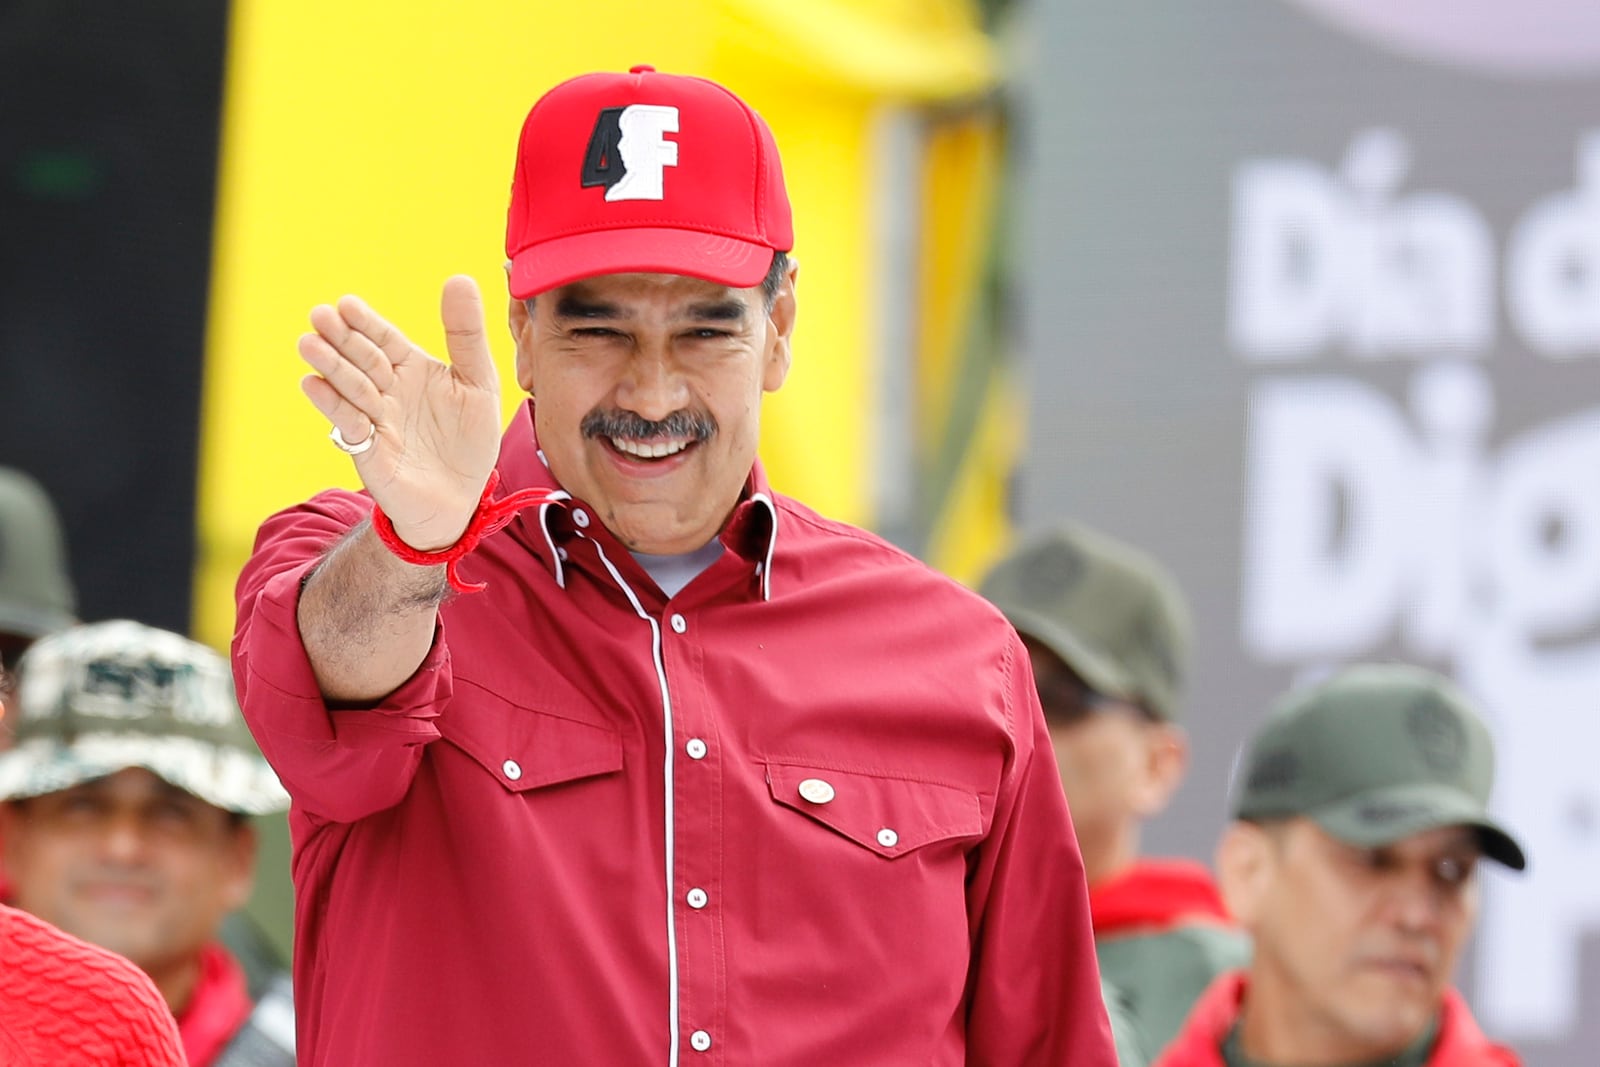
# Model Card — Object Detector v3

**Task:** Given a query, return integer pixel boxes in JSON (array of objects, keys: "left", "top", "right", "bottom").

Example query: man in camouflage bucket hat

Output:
[
  {"left": 981, "top": 523, "right": 1250, "bottom": 1066},
  {"left": 1156, "top": 664, "right": 1525, "bottom": 1067},
  {"left": 0, "top": 620, "right": 296, "bottom": 1067}
]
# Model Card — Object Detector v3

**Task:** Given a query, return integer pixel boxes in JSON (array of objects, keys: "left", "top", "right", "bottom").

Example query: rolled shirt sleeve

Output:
[{"left": 231, "top": 491, "right": 453, "bottom": 824}]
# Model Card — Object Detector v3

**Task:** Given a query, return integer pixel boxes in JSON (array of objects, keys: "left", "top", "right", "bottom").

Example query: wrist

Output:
[{"left": 369, "top": 472, "right": 561, "bottom": 594}]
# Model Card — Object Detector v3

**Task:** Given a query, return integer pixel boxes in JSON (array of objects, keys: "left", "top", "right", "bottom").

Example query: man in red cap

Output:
[{"left": 233, "top": 67, "right": 1115, "bottom": 1066}]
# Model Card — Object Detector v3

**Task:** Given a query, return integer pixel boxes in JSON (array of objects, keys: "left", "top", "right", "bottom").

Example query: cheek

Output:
[
  {"left": 6, "top": 841, "right": 82, "bottom": 915},
  {"left": 1065, "top": 724, "right": 1140, "bottom": 782},
  {"left": 8, "top": 831, "right": 69, "bottom": 878},
  {"left": 1434, "top": 897, "right": 1478, "bottom": 971},
  {"left": 1048, "top": 727, "right": 1131, "bottom": 806},
  {"left": 1263, "top": 871, "right": 1357, "bottom": 977}
]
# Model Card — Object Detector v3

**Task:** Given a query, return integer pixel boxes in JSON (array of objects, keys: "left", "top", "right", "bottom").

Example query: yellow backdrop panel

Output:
[{"left": 195, "top": 0, "right": 999, "bottom": 650}]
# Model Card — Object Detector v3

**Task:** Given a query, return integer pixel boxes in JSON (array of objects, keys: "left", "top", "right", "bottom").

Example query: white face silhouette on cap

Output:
[{"left": 607, "top": 104, "right": 680, "bottom": 202}]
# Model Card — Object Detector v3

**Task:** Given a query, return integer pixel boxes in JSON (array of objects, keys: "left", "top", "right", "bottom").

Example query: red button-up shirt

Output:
[{"left": 233, "top": 403, "right": 1114, "bottom": 1067}]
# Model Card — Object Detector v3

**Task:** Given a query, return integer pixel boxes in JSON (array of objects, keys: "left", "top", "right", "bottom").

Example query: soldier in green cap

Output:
[
  {"left": 0, "top": 468, "right": 77, "bottom": 672},
  {"left": 981, "top": 523, "right": 1250, "bottom": 1066},
  {"left": 1156, "top": 664, "right": 1525, "bottom": 1067}
]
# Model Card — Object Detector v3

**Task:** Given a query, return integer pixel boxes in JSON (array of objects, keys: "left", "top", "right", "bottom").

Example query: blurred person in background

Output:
[
  {"left": 0, "top": 620, "right": 295, "bottom": 1067},
  {"left": 1157, "top": 664, "right": 1525, "bottom": 1067},
  {"left": 982, "top": 523, "right": 1251, "bottom": 1065},
  {"left": 0, "top": 648, "right": 186, "bottom": 1065},
  {"left": 0, "top": 465, "right": 291, "bottom": 1002},
  {"left": 0, "top": 467, "right": 77, "bottom": 674}
]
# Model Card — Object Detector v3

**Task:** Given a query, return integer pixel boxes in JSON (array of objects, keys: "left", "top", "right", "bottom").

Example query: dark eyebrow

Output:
[
  {"left": 684, "top": 300, "right": 748, "bottom": 323},
  {"left": 554, "top": 296, "right": 623, "bottom": 320}
]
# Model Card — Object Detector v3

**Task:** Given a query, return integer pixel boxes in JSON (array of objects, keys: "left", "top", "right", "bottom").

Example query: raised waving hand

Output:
[{"left": 298, "top": 275, "right": 502, "bottom": 552}]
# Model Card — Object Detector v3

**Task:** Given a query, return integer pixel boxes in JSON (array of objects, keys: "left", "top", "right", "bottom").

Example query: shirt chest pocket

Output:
[
  {"left": 765, "top": 761, "right": 983, "bottom": 859},
  {"left": 439, "top": 685, "right": 624, "bottom": 794}
]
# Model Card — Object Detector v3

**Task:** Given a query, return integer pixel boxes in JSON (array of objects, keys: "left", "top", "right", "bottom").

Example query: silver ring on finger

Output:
[{"left": 329, "top": 425, "right": 375, "bottom": 456}]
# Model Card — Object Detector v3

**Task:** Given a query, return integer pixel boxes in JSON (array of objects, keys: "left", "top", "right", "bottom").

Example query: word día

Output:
[{"left": 1230, "top": 129, "right": 1600, "bottom": 360}]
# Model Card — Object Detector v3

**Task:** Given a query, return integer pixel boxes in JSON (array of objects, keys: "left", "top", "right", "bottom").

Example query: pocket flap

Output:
[
  {"left": 767, "top": 762, "right": 982, "bottom": 858},
  {"left": 441, "top": 687, "right": 623, "bottom": 793}
]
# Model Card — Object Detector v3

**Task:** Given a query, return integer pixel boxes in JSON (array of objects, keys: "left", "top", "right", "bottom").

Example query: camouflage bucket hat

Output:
[
  {"left": 979, "top": 523, "right": 1191, "bottom": 721},
  {"left": 0, "top": 620, "right": 289, "bottom": 815},
  {"left": 1234, "top": 663, "right": 1526, "bottom": 871}
]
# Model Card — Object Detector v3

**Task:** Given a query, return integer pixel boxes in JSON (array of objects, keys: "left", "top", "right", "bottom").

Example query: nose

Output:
[
  {"left": 1385, "top": 866, "right": 1447, "bottom": 935},
  {"left": 615, "top": 346, "right": 690, "bottom": 424},
  {"left": 96, "top": 813, "right": 150, "bottom": 865}
]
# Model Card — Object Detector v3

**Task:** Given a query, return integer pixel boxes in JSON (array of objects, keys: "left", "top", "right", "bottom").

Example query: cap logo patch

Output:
[
  {"left": 1246, "top": 747, "right": 1300, "bottom": 792},
  {"left": 1021, "top": 540, "right": 1086, "bottom": 605},
  {"left": 1406, "top": 697, "right": 1467, "bottom": 773},
  {"left": 73, "top": 655, "right": 229, "bottom": 728},
  {"left": 580, "top": 104, "right": 680, "bottom": 202}
]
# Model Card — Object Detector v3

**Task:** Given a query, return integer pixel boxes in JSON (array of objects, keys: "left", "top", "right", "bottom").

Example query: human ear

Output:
[
  {"left": 1130, "top": 723, "right": 1189, "bottom": 818},
  {"left": 762, "top": 260, "right": 798, "bottom": 393},
  {"left": 222, "top": 821, "right": 260, "bottom": 912},
  {"left": 509, "top": 295, "right": 537, "bottom": 395},
  {"left": 1217, "top": 821, "right": 1271, "bottom": 925},
  {"left": 0, "top": 804, "right": 19, "bottom": 871}
]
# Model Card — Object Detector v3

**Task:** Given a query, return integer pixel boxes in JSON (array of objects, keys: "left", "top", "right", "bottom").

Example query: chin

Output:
[
  {"left": 1349, "top": 1006, "right": 1435, "bottom": 1055},
  {"left": 610, "top": 510, "right": 716, "bottom": 554}
]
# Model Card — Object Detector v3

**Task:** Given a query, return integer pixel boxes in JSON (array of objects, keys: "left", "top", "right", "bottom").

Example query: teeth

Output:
[{"left": 609, "top": 436, "right": 690, "bottom": 459}]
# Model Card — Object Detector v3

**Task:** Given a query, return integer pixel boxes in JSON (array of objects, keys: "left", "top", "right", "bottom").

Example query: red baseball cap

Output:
[{"left": 505, "top": 65, "right": 793, "bottom": 299}]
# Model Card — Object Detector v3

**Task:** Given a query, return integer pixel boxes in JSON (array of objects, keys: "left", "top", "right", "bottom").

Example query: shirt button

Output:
[
  {"left": 686, "top": 888, "right": 708, "bottom": 909},
  {"left": 555, "top": 546, "right": 568, "bottom": 561},
  {"left": 686, "top": 738, "right": 708, "bottom": 760},
  {"left": 670, "top": 613, "right": 687, "bottom": 634},
  {"left": 798, "top": 778, "right": 835, "bottom": 805},
  {"left": 690, "top": 1030, "right": 712, "bottom": 1052},
  {"left": 502, "top": 759, "right": 523, "bottom": 781},
  {"left": 572, "top": 509, "right": 590, "bottom": 528},
  {"left": 877, "top": 827, "right": 899, "bottom": 848}
]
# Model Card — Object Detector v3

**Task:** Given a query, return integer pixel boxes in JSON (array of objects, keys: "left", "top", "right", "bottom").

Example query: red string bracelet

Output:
[{"left": 370, "top": 470, "right": 562, "bottom": 594}]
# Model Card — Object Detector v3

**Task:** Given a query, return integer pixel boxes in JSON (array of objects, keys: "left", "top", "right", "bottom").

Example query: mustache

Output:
[{"left": 581, "top": 408, "right": 717, "bottom": 443}]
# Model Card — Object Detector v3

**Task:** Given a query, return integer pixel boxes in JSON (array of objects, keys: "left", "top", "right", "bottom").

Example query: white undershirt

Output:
[{"left": 630, "top": 541, "right": 725, "bottom": 598}]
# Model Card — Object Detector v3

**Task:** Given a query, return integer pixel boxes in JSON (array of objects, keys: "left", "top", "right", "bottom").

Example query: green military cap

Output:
[
  {"left": 0, "top": 468, "right": 76, "bottom": 640},
  {"left": 979, "top": 523, "right": 1191, "bottom": 721},
  {"left": 0, "top": 620, "right": 289, "bottom": 815},
  {"left": 1234, "top": 663, "right": 1526, "bottom": 870}
]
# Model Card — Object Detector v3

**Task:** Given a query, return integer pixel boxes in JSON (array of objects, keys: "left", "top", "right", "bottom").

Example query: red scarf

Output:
[
  {"left": 1090, "top": 858, "right": 1234, "bottom": 937},
  {"left": 177, "top": 942, "right": 254, "bottom": 1067},
  {"left": 1155, "top": 971, "right": 1522, "bottom": 1067}
]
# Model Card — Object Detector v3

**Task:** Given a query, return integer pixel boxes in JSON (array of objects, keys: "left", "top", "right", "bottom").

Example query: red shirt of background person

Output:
[
  {"left": 232, "top": 66, "right": 1115, "bottom": 1066},
  {"left": 1156, "top": 665, "right": 1525, "bottom": 1067}
]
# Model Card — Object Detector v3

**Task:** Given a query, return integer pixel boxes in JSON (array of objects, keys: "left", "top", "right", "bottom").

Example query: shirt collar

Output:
[{"left": 496, "top": 401, "right": 779, "bottom": 601}]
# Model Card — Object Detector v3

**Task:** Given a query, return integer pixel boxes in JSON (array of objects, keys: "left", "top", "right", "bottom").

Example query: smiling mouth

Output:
[
  {"left": 607, "top": 437, "right": 694, "bottom": 460},
  {"left": 79, "top": 882, "right": 158, "bottom": 905}
]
